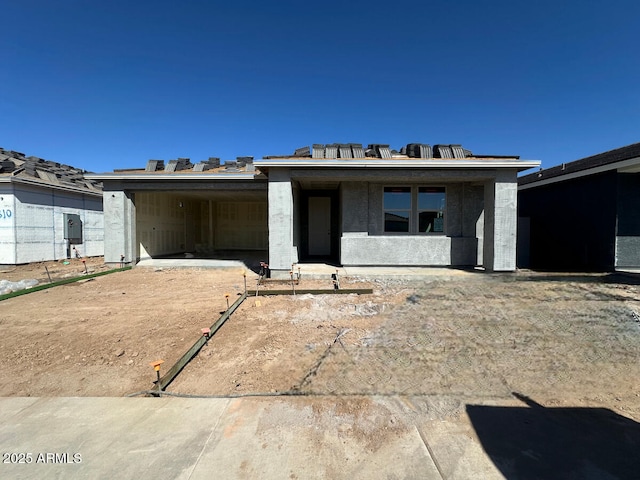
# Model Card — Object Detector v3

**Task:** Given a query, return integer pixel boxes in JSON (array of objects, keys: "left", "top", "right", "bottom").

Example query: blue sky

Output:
[{"left": 2, "top": 0, "right": 639, "bottom": 173}]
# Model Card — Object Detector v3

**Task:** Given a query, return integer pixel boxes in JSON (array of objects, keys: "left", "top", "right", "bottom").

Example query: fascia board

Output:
[
  {"left": 7, "top": 176, "right": 102, "bottom": 197},
  {"left": 255, "top": 159, "right": 541, "bottom": 172},
  {"left": 86, "top": 173, "right": 258, "bottom": 181}
]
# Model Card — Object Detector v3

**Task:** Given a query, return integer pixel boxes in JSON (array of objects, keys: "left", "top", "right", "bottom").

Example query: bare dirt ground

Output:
[{"left": 0, "top": 260, "right": 639, "bottom": 422}]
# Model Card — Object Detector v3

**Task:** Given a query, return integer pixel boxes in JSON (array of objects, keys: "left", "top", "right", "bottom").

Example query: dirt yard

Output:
[{"left": 0, "top": 259, "right": 639, "bottom": 422}]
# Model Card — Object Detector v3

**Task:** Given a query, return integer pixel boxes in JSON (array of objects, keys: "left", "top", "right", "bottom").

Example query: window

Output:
[
  {"left": 383, "top": 187, "right": 411, "bottom": 232},
  {"left": 383, "top": 186, "right": 445, "bottom": 233}
]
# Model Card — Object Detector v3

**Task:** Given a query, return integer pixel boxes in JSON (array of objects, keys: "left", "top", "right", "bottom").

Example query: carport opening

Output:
[{"left": 135, "top": 190, "right": 267, "bottom": 271}]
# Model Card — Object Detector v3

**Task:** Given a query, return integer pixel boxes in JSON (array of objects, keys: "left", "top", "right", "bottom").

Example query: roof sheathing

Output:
[{"left": 0, "top": 148, "right": 102, "bottom": 193}]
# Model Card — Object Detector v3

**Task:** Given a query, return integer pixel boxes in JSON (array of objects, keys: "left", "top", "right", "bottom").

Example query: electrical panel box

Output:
[{"left": 64, "top": 213, "right": 83, "bottom": 242}]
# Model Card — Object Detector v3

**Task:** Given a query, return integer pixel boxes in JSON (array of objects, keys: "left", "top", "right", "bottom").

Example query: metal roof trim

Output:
[
  {"left": 255, "top": 158, "right": 541, "bottom": 171},
  {"left": 85, "top": 172, "right": 260, "bottom": 181}
]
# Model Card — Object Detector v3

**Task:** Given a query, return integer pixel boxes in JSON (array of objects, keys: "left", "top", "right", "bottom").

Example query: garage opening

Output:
[{"left": 135, "top": 189, "right": 268, "bottom": 269}]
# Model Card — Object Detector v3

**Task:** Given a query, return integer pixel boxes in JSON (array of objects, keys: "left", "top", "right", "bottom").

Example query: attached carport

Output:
[{"left": 88, "top": 172, "right": 267, "bottom": 266}]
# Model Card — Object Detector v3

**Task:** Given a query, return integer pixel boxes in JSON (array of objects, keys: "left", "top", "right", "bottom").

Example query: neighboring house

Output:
[
  {"left": 89, "top": 144, "right": 539, "bottom": 276},
  {"left": 0, "top": 149, "right": 104, "bottom": 265},
  {"left": 518, "top": 142, "right": 640, "bottom": 271}
]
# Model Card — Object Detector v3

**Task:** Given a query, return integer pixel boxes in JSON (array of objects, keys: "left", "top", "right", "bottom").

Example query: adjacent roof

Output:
[
  {"left": 518, "top": 142, "right": 640, "bottom": 189},
  {"left": 0, "top": 148, "right": 102, "bottom": 195}
]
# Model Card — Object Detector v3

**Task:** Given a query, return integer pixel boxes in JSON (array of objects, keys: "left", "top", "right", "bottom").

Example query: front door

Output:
[{"left": 308, "top": 196, "right": 332, "bottom": 256}]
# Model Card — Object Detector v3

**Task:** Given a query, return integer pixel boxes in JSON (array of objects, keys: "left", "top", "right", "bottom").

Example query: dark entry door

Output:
[
  {"left": 302, "top": 191, "right": 339, "bottom": 262},
  {"left": 308, "top": 196, "right": 331, "bottom": 255}
]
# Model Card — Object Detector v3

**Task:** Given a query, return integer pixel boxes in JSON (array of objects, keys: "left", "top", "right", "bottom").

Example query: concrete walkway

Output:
[{"left": 0, "top": 396, "right": 504, "bottom": 480}]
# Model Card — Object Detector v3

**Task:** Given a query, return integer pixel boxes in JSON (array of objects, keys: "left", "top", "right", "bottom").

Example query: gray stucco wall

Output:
[
  {"left": 340, "top": 181, "right": 482, "bottom": 266},
  {"left": 103, "top": 188, "right": 136, "bottom": 265},
  {"left": 483, "top": 170, "right": 518, "bottom": 271},
  {"left": 268, "top": 169, "right": 298, "bottom": 273}
]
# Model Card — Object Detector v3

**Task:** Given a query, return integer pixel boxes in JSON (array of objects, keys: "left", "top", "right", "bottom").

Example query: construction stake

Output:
[{"left": 44, "top": 265, "right": 52, "bottom": 284}]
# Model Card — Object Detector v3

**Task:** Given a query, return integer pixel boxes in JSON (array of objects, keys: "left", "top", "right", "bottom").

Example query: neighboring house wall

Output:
[
  {"left": 518, "top": 171, "right": 618, "bottom": 271},
  {"left": 615, "top": 173, "right": 640, "bottom": 268},
  {"left": 0, "top": 183, "right": 103, "bottom": 264},
  {"left": 0, "top": 186, "right": 16, "bottom": 264}
]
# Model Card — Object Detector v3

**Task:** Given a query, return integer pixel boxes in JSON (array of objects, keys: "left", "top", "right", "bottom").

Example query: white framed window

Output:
[{"left": 383, "top": 186, "right": 445, "bottom": 234}]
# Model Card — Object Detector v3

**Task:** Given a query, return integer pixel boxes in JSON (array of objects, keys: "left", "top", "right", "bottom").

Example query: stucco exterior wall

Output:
[
  {"left": 103, "top": 188, "right": 136, "bottom": 265},
  {"left": 340, "top": 181, "right": 482, "bottom": 266},
  {"left": 0, "top": 183, "right": 103, "bottom": 264},
  {"left": 0, "top": 186, "right": 16, "bottom": 264},
  {"left": 268, "top": 169, "right": 298, "bottom": 272}
]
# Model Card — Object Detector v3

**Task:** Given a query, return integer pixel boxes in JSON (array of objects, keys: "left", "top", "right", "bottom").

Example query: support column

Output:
[
  {"left": 268, "top": 168, "right": 297, "bottom": 277},
  {"left": 103, "top": 187, "right": 136, "bottom": 265},
  {"left": 483, "top": 170, "right": 518, "bottom": 271}
]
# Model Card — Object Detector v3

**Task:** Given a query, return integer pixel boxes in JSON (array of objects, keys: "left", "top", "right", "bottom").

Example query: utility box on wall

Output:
[{"left": 64, "top": 213, "right": 83, "bottom": 244}]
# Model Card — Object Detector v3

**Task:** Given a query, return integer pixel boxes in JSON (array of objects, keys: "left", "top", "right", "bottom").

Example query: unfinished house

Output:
[
  {"left": 91, "top": 144, "right": 539, "bottom": 276},
  {"left": 0, "top": 149, "right": 104, "bottom": 265},
  {"left": 258, "top": 144, "right": 538, "bottom": 277},
  {"left": 518, "top": 143, "right": 640, "bottom": 271}
]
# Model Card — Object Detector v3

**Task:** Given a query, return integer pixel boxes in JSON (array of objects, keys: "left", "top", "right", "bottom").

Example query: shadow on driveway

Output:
[{"left": 467, "top": 392, "right": 640, "bottom": 479}]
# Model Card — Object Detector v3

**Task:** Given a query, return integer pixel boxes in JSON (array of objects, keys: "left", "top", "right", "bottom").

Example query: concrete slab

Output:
[
  {"left": 0, "top": 398, "right": 230, "bottom": 479},
  {"left": 132, "top": 259, "right": 480, "bottom": 280},
  {"left": 136, "top": 258, "right": 249, "bottom": 270},
  {"left": 0, "top": 396, "right": 507, "bottom": 480}
]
